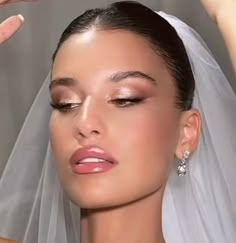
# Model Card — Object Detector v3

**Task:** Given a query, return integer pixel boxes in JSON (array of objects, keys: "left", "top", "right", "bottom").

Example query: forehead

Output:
[{"left": 52, "top": 29, "right": 169, "bottom": 81}]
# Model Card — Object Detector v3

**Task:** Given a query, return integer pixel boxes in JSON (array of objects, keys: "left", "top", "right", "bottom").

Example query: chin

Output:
[
  {"left": 63, "top": 184, "right": 157, "bottom": 210},
  {"left": 58, "top": 169, "right": 167, "bottom": 210},
  {"left": 64, "top": 186, "right": 123, "bottom": 209},
  {"left": 57, "top": 171, "right": 127, "bottom": 209}
]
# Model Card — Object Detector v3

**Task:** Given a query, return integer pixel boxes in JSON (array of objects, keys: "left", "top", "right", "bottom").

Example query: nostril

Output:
[
  {"left": 78, "top": 131, "right": 86, "bottom": 138},
  {"left": 91, "top": 130, "right": 100, "bottom": 135},
  {"left": 78, "top": 129, "right": 100, "bottom": 138}
]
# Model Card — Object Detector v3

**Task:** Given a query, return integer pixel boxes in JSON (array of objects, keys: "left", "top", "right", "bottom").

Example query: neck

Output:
[{"left": 80, "top": 188, "right": 165, "bottom": 243}]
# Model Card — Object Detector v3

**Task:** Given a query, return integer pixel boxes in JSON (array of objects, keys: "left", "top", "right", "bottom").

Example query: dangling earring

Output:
[{"left": 177, "top": 150, "right": 190, "bottom": 176}]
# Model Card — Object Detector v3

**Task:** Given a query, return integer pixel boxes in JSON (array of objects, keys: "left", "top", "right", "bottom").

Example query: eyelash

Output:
[
  {"left": 108, "top": 97, "right": 145, "bottom": 107},
  {"left": 50, "top": 102, "right": 81, "bottom": 113},
  {"left": 50, "top": 97, "right": 145, "bottom": 113}
]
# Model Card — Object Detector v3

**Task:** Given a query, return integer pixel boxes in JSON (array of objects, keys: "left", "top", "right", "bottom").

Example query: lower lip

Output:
[{"left": 72, "top": 161, "right": 116, "bottom": 174}]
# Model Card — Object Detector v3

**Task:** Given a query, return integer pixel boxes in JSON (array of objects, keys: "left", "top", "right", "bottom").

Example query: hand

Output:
[
  {"left": 0, "top": 0, "right": 35, "bottom": 7},
  {"left": 200, "top": 0, "right": 236, "bottom": 22},
  {"left": 0, "top": 0, "right": 36, "bottom": 44}
]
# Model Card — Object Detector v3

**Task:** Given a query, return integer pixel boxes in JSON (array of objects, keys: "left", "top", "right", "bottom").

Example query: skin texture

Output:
[{"left": 50, "top": 29, "right": 201, "bottom": 243}]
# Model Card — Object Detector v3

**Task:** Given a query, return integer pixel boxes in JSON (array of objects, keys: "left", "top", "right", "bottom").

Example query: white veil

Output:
[
  {"left": 159, "top": 12, "right": 236, "bottom": 243},
  {"left": 0, "top": 11, "right": 235, "bottom": 243}
]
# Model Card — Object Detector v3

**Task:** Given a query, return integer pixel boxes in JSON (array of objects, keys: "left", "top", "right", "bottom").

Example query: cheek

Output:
[
  {"left": 136, "top": 112, "right": 178, "bottom": 156},
  {"left": 49, "top": 113, "right": 73, "bottom": 165},
  {"left": 103, "top": 104, "right": 180, "bottom": 203},
  {"left": 111, "top": 103, "right": 179, "bottom": 162}
]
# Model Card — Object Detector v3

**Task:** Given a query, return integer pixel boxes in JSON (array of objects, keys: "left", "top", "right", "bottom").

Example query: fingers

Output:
[
  {"left": 0, "top": 0, "right": 36, "bottom": 3},
  {"left": 0, "top": 15, "right": 24, "bottom": 44},
  {"left": 0, "top": 0, "right": 37, "bottom": 6},
  {"left": 0, "top": 0, "right": 11, "bottom": 4},
  {"left": 0, "top": 0, "right": 19, "bottom": 5},
  {"left": 0, "top": 0, "right": 35, "bottom": 44}
]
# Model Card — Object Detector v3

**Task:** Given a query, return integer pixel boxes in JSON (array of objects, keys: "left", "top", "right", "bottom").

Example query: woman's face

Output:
[{"left": 50, "top": 29, "right": 182, "bottom": 208}]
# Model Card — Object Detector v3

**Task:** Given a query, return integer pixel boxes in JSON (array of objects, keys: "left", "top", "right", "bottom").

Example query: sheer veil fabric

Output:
[
  {"left": 159, "top": 12, "right": 236, "bottom": 243},
  {"left": 0, "top": 11, "right": 235, "bottom": 243}
]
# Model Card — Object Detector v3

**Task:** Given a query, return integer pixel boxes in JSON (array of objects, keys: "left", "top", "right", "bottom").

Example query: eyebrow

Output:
[
  {"left": 49, "top": 71, "right": 157, "bottom": 91},
  {"left": 49, "top": 77, "right": 75, "bottom": 91}
]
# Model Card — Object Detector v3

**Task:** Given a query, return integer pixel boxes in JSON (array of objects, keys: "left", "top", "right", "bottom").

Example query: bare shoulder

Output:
[{"left": 0, "top": 238, "right": 18, "bottom": 243}]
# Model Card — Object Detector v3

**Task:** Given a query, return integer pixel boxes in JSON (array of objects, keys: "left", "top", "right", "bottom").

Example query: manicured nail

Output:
[{"left": 17, "top": 14, "right": 25, "bottom": 23}]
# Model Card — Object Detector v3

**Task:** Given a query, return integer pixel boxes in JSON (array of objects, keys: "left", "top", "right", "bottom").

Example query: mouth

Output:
[
  {"left": 70, "top": 146, "right": 118, "bottom": 175},
  {"left": 75, "top": 157, "right": 114, "bottom": 164}
]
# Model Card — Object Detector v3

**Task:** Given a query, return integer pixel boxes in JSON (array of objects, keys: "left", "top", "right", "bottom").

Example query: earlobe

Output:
[{"left": 175, "top": 109, "right": 202, "bottom": 160}]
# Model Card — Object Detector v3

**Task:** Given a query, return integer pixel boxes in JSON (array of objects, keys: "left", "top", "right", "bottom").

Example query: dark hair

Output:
[{"left": 52, "top": 1, "right": 195, "bottom": 111}]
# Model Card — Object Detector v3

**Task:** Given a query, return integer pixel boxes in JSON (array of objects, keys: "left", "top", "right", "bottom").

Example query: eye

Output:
[
  {"left": 50, "top": 102, "right": 81, "bottom": 113},
  {"left": 109, "top": 97, "right": 145, "bottom": 108}
]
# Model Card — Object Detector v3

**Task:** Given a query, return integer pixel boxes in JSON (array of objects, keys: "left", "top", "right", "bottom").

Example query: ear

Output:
[{"left": 175, "top": 109, "right": 202, "bottom": 159}]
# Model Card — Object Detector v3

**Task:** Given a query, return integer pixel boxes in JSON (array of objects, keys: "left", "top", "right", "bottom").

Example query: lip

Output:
[{"left": 70, "top": 145, "right": 118, "bottom": 174}]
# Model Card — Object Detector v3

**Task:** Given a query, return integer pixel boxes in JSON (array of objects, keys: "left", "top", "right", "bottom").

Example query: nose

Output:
[{"left": 73, "top": 96, "right": 105, "bottom": 141}]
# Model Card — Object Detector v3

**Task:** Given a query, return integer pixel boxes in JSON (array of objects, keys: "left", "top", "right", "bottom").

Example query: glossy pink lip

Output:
[{"left": 70, "top": 145, "right": 118, "bottom": 174}]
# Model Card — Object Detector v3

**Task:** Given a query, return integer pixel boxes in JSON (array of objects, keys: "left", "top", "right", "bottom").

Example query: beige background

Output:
[{"left": 0, "top": 0, "right": 235, "bottom": 173}]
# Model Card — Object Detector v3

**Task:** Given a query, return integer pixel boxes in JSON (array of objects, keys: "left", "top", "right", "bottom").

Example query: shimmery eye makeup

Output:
[
  {"left": 108, "top": 97, "right": 146, "bottom": 108},
  {"left": 50, "top": 102, "right": 81, "bottom": 113}
]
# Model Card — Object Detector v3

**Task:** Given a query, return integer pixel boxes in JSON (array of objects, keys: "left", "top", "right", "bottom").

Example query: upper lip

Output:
[{"left": 70, "top": 145, "right": 117, "bottom": 165}]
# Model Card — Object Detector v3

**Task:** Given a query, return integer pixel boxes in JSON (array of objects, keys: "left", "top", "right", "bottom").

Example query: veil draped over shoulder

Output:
[{"left": 0, "top": 11, "right": 235, "bottom": 243}]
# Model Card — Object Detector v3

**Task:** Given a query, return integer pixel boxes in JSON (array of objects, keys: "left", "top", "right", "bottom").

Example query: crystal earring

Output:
[{"left": 177, "top": 150, "right": 190, "bottom": 176}]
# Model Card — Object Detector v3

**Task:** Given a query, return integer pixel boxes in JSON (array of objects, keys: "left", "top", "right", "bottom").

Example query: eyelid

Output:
[
  {"left": 111, "top": 96, "right": 145, "bottom": 101},
  {"left": 50, "top": 88, "right": 83, "bottom": 102},
  {"left": 113, "top": 87, "right": 138, "bottom": 96},
  {"left": 110, "top": 86, "right": 151, "bottom": 100},
  {"left": 113, "top": 95, "right": 140, "bottom": 99},
  {"left": 59, "top": 99, "right": 81, "bottom": 103}
]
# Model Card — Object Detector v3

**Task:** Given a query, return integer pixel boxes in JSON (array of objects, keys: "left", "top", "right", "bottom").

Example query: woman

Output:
[{"left": 0, "top": 0, "right": 236, "bottom": 243}]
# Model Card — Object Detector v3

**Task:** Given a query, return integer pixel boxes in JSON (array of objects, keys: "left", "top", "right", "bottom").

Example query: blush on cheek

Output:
[{"left": 128, "top": 111, "right": 179, "bottom": 160}]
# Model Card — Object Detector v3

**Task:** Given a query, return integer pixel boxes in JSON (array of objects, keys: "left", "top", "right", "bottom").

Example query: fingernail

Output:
[{"left": 17, "top": 14, "right": 25, "bottom": 23}]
